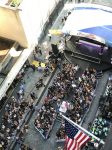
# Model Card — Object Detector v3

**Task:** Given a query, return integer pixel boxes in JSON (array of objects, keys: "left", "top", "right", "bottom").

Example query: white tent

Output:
[{"left": 62, "top": 3, "right": 112, "bottom": 46}]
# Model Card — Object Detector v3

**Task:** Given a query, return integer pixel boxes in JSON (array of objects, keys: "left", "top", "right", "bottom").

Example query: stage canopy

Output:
[{"left": 62, "top": 3, "right": 112, "bottom": 47}]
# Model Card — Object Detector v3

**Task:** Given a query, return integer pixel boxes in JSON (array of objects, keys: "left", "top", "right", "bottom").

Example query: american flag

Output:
[{"left": 65, "top": 120, "right": 91, "bottom": 150}]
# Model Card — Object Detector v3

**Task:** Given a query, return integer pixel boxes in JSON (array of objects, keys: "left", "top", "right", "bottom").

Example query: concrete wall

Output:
[
  {"left": 0, "top": 0, "right": 61, "bottom": 100},
  {"left": 0, "top": 42, "right": 20, "bottom": 72},
  {"left": 0, "top": 0, "right": 60, "bottom": 47},
  {"left": 18, "top": 0, "right": 60, "bottom": 46},
  {"left": 0, "top": 6, "right": 28, "bottom": 47}
]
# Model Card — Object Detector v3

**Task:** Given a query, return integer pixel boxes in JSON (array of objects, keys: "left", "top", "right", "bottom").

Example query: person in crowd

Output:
[
  {"left": 30, "top": 64, "right": 36, "bottom": 72},
  {"left": 20, "top": 82, "right": 25, "bottom": 92},
  {"left": 44, "top": 64, "right": 50, "bottom": 77},
  {"left": 36, "top": 78, "right": 45, "bottom": 90},
  {"left": 30, "top": 92, "right": 37, "bottom": 100},
  {"left": 37, "top": 62, "right": 43, "bottom": 72}
]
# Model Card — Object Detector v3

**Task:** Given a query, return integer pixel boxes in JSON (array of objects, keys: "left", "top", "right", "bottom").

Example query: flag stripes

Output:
[{"left": 65, "top": 120, "right": 91, "bottom": 150}]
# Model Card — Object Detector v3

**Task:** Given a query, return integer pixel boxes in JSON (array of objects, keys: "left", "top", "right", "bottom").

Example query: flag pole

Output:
[{"left": 60, "top": 113, "right": 105, "bottom": 145}]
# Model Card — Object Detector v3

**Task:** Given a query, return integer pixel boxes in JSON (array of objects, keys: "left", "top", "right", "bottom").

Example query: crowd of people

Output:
[
  {"left": 0, "top": 63, "right": 29, "bottom": 110},
  {"left": 34, "top": 61, "right": 97, "bottom": 141},
  {"left": 0, "top": 95, "right": 30, "bottom": 149},
  {"left": 34, "top": 62, "right": 80, "bottom": 138},
  {"left": 0, "top": 54, "right": 99, "bottom": 149},
  {"left": 0, "top": 63, "right": 36, "bottom": 149},
  {"left": 56, "top": 67, "right": 97, "bottom": 140},
  {"left": 67, "top": 67, "right": 97, "bottom": 123},
  {"left": 0, "top": 42, "right": 56, "bottom": 148},
  {"left": 90, "top": 116, "right": 110, "bottom": 139},
  {"left": 83, "top": 140, "right": 101, "bottom": 150},
  {"left": 82, "top": 77, "right": 112, "bottom": 150},
  {"left": 34, "top": 103, "right": 56, "bottom": 139},
  {"left": 20, "top": 144, "right": 32, "bottom": 150},
  {"left": 86, "top": 78, "right": 112, "bottom": 146},
  {"left": 13, "top": 63, "right": 29, "bottom": 86},
  {"left": 0, "top": 39, "right": 110, "bottom": 150},
  {"left": 99, "top": 79, "right": 112, "bottom": 122}
]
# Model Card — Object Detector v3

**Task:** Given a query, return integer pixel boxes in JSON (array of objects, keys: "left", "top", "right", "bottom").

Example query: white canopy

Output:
[{"left": 62, "top": 3, "right": 112, "bottom": 46}]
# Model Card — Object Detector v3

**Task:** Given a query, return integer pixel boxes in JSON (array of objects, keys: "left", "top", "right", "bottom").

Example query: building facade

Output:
[{"left": 0, "top": 0, "right": 62, "bottom": 100}]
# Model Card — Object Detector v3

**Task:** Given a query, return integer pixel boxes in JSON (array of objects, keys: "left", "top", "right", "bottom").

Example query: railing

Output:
[{"left": 34, "top": 116, "right": 57, "bottom": 139}]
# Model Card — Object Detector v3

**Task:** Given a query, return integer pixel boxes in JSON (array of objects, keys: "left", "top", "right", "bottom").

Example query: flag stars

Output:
[{"left": 65, "top": 120, "right": 91, "bottom": 150}]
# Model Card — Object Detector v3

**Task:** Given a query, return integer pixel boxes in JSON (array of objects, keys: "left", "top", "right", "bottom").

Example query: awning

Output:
[{"left": 62, "top": 3, "right": 112, "bottom": 47}]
